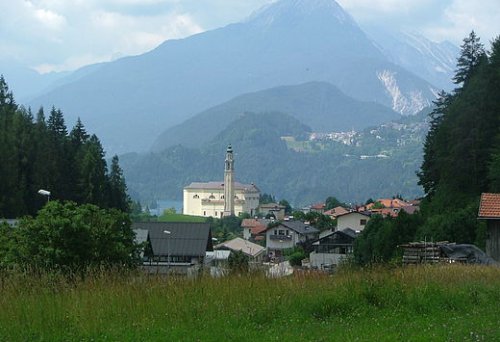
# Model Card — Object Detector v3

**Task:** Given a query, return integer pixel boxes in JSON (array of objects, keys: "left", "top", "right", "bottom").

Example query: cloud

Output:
[
  {"left": 0, "top": 0, "right": 204, "bottom": 73},
  {"left": 2, "top": 0, "right": 499, "bottom": 74},
  {"left": 337, "top": 0, "right": 499, "bottom": 44},
  {"left": 422, "top": 0, "right": 500, "bottom": 44}
]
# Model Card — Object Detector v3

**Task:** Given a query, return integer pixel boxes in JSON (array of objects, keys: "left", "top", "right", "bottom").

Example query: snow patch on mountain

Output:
[{"left": 377, "top": 70, "right": 431, "bottom": 115}]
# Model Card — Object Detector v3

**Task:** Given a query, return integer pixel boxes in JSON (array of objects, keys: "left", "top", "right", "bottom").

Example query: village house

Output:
[
  {"left": 310, "top": 203, "right": 326, "bottom": 214},
  {"left": 132, "top": 222, "right": 213, "bottom": 276},
  {"left": 215, "top": 237, "right": 266, "bottom": 263},
  {"left": 258, "top": 203, "right": 286, "bottom": 220},
  {"left": 183, "top": 146, "right": 260, "bottom": 218},
  {"left": 336, "top": 211, "right": 370, "bottom": 232},
  {"left": 360, "top": 198, "right": 419, "bottom": 218},
  {"left": 264, "top": 221, "right": 319, "bottom": 258},
  {"left": 324, "top": 206, "right": 350, "bottom": 219},
  {"left": 309, "top": 228, "right": 357, "bottom": 270},
  {"left": 241, "top": 218, "right": 270, "bottom": 242},
  {"left": 478, "top": 193, "right": 500, "bottom": 261}
]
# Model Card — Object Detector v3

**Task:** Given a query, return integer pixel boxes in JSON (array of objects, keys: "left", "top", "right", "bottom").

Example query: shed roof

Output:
[
  {"left": 478, "top": 193, "right": 500, "bottom": 219},
  {"left": 215, "top": 237, "right": 265, "bottom": 258},
  {"left": 132, "top": 222, "right": 213, "bottom": 257}
]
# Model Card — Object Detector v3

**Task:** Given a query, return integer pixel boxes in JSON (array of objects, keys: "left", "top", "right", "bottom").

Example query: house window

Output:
[
  {"left": 360, "top": 219, "right": 367, "bottom": 226},
  {"left": 278, "top": 230, "right": 285, "bottom": 235},
  {"left": 221, "top": 195, "right": 224, "bottom": 199},
  {"left": 274, "top": 230, "right": 278, "bottom": 235},
  {"left": 286, "top": 230, "right": 289, "bottom": 236},
  {"left": 193, "top": 194, "right": 199, "bottom": 199},
  {"left": 203, "top": 211, "right": 206, "bottom": 216},
  {"left": 215, "top": 211, "right": 217, "bottom": 216}
]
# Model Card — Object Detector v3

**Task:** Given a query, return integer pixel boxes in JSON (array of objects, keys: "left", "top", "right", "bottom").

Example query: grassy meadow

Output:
[{"left": 0, "top": 265, "right": 499, "bottom": 341}]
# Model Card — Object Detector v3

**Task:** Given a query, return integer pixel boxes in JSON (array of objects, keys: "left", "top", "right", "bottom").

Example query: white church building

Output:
[{"left": 183, "top": 145, "right": 260, "bottom": 218}]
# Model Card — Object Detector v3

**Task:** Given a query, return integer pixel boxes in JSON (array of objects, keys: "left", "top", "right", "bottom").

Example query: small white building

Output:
[{"left": 336, "top": 212, "right": 370, "bottom": 232}]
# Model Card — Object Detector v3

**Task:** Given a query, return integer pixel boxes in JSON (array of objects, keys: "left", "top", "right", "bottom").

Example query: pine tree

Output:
[
  {"left": 0, "top": 76, "right": 19, "bottom": 217},
  {"left": 79, "top": 135, "right": 108, "bottom": 207},
  {"left": 108, "top": 155, "right": 130, "bottom": 212},
  {"left": 453, "top": 31, "right": 485, "bottom": 87},
  {"left": 418, "top": 91, "right": 451, "bottom": 196}
]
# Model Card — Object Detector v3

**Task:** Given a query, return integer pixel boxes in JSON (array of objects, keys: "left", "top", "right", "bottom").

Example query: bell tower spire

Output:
[{"left": 223, "top": 144, "right": 235, "bottom": 217}]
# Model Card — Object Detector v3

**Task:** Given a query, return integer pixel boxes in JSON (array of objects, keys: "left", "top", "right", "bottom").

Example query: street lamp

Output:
[
  {"left": 37, "top": 189, "right": 51, "bottom": 203},
  {"left": 164, "top": 230, "right": 171, "bottom": 274}
]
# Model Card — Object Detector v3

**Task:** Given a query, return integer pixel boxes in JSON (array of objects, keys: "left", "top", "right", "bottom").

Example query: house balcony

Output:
[{"left": 269, "top": 235, "right": 292, "bottom": 241}]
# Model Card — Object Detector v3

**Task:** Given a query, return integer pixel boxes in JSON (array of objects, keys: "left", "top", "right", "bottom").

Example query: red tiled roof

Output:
[
  {"left": 241, "top": 219, "right": 267, "bottom": 235},
  {"left": 324, "top": 206, "right": 349, "bottom": 218},
  {"left": 311, "top": 203, "right": 326, "bottom": 210},
  {"left": 479, "top": 193, "right": 500, "bottom": 218},
  {"left": 241, "top": 219, "right": 261, "bottom": 228}
]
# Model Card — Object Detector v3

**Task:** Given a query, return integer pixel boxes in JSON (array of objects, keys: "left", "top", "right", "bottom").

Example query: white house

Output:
[
  {"left": 264, "top": 221, "right": 319, "bottom": 258},
  {"left": 336, "top": 212, "right": 370, "bottom": 232}
]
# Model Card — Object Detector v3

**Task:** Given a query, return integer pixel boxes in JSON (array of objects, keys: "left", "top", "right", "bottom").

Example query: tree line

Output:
[
  {"left": 354, "top": 32, "right": 500, "bottom": 264},
  {"left": 0, "top": 76, "right": 130, "bottom": 218}
]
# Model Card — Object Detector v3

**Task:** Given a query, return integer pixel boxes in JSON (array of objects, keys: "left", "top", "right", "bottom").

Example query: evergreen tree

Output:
[
  {"left": 453, "top": 31, "right": 485, "bottom": 87},
  {"left": 79, "top": 135, "right": 108, "bottom": 207},
  {"left": 418, "top": 91, "right": 451, "bottom": 197},
  {"left": 0, "top": 76, "right": 19, "bottom": 217},
  {"left": 70, "top": 117, "right": 89, "bottom": 147},
  {"left": 108, "top": 155, "right": 130, "bottom": 212}
]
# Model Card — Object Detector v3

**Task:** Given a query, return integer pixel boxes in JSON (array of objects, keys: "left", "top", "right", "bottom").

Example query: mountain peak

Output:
[{"left": 247, "top": 0, "right": 355, "bottom": 28}]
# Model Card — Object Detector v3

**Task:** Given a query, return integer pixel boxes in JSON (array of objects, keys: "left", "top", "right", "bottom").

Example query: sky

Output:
[{"left": 1, "top": 0, "right": 499, "bottom": 74}]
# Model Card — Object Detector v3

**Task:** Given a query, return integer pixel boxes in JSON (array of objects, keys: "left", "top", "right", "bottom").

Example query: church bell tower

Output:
[{"left": 223, "top": 144, "right": 235, "bottom": 217}]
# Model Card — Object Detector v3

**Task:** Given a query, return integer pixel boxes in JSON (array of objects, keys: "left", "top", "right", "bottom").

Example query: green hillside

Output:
[
  {"left": 121, "top": 111, "right": 426, "bottom": 206},
  {"left": 152, "top": 81, "right": 399, "bottom": 151}
]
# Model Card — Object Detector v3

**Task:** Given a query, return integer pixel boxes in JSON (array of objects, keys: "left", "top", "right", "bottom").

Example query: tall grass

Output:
[{"left": 0, "top": 265, "right": 499, "bottom": 341}]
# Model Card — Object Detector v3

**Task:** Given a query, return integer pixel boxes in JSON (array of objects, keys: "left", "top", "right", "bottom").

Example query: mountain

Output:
[
  {"left": 152, "top": 81, "right": 399, "bottom": 150},
  {"left": 121, "top": 111, "right": 427, "bottom": 206},
  {"left": 28, "top": 0, "right": 437, "bottom": 154},
  {"left": 0, "top": 61, "right": 68, "bottom": 102},
  {"left": 366, "top": 28, "right": 459, "bottom": 91}
]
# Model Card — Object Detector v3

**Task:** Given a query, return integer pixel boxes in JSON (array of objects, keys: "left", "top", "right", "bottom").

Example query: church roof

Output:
[{"left": 185, "top": 181, "right": 259, "bottom": 192}]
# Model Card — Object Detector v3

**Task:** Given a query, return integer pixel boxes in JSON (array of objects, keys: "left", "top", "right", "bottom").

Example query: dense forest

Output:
[
  {"left": 355, "top": 32, "right": 500, "bottom": 263},
  {"left": 0, "top": 76, "right": 130, "bottom": 218}
]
